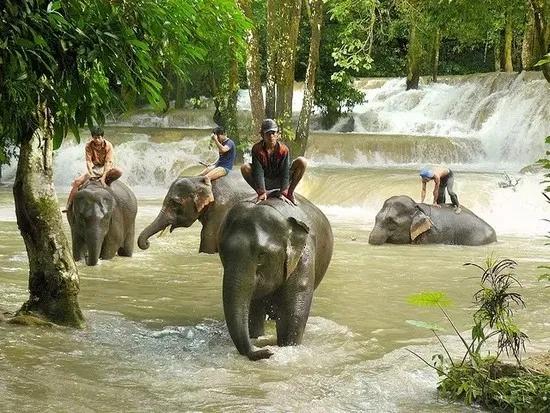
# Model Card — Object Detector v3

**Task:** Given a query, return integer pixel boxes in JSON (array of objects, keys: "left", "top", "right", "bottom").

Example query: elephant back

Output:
[
  {"left": 417, "top": 203, "right": 496, "bottom": 245},
  {"left": 211, "top": 171, "right": 256, "bottom": 205}
]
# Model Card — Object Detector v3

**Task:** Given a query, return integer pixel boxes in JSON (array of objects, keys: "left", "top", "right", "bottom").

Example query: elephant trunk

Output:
[
  {"left": 85, "top": 230, "right": 102, "bottom": 266},
  {"left": 138, "top": 210, "right": 171, "bottom": 250},
  {"left": 368, "top": 226, "right": 387, "bottom": 245},
  {"left": 222, "top": 263, "right": 273, "bottom": 361}
]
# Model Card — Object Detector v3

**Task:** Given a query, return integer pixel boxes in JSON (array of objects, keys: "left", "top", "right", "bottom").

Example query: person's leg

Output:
[
  {"left": 240, "top": 163, "right": 255, "bottom": 189},
  {"left": 65, "top": 173, "right": 90, "bottom": 211},
  {"left": 286, "top": 157, "right": 308, "bottom": 202},
  {"left": 446, "top": 173, "right": 460, "bottom": 209},
  {"left": 105, "top": 167, "right": 122, "bottom": 185},
  {"left": 205, "top": 166, "right": 228, "bottom": 181},
  {"left": 436, "top": 183, "right": 446, "bottom": 204},
  {"left": 198, "top": 166, "right": 214, "bottom": 176}
]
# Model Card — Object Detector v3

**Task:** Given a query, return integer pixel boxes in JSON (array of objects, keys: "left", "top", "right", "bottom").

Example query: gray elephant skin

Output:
[
  {"left": 68, "top": 180, "right": 137, "bottom": 266},
  {"left": 219, "top": 196, "right": 334, "bottom": 361},
  {"left": 368, "top": 195, "right": 496, "bottom": 246},
  {"left": 138, "top": 172, "right": 256, "bottom": 253}
]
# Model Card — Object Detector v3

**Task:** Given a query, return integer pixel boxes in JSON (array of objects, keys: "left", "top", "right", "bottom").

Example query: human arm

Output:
[
  {"left": 279, "top": 149, "right": 290, "bottom": 194},
  {"left": 211, "top": 134, "right": 230, "bottom": 153},
  {"left": 84, "top": 143, "right": 95, "bottom": 176},
  {"left": 100, "top": 142, "right": 114, "bottom": 185},
  {"left": 420, "top": 181, "right": 427, "bottom": 203},
  {"left": 251, "top": 148, "right": 266, "bottom": 199}
]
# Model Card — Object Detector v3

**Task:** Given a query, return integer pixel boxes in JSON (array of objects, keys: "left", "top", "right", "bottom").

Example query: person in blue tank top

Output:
[{"left": 199, "top": 126, "right": 236, "bottom": 181}]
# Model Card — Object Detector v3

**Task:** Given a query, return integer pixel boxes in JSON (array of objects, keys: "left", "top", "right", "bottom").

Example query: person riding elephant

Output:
[
  {"left": 138, "top": 173, "right": 256, "bottom": 254},
  {"left": 65, "top": 126, "right": 122, "bottom": 212},
  {"left": 368, "top": 195, "right": 496, "bottom": 246},
  {"left": 219, "top": 194, "right": 334, "bottom": 361},
  {"left": 67, "top": 179, "right": 137, "bottom": 266}
]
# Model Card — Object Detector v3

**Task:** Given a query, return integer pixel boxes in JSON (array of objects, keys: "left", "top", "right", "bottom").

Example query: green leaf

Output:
[
  {"left": 406, "top": 319, "right": 446, "bottom": 331},
  {"left": 407, "top": 291, "right": 453, "bottom": 307}
]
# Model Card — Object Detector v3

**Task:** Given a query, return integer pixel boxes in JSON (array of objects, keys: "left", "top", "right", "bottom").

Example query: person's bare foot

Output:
[{"left": 454, "top": 206, "right": 462, "bottom": 214}]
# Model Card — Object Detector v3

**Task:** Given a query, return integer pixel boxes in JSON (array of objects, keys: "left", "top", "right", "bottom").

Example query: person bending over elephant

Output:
[
  {"left": 65, "top": 126, "right": 122, "bottom": 212},
  {"left": 241, "top": 118, "right": 306, "bottom": 206},
  {"left": 198, "top": 126, "right": 236, "bottom": 181},
  {"left": 420, "top": 166, "right": 461, "bottom": 213}
]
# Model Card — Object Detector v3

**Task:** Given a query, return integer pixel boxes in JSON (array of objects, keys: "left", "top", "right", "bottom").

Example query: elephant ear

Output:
[
  {"left": 193, "top": 177, "right": 215, "bottom": 213},
  {"left": 285, "top": 217, "right": 309, "bottom": 278},
  {"left": 410, "top": 209, "right": 433, "bottom": 241}
]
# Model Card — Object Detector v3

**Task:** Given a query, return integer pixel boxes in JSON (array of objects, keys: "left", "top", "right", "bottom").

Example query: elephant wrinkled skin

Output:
[
  {"left": 219, "top": 195, "right": 334, "bottom": 361},
  {"left": 368, "top": 195, "right": 496, "bottom": 246},
  {"left": 138, "top": 172, "right": 256, "bottom": 254},
  {"left": 68, "top": 180, "right": 137, "bottom": 266}
]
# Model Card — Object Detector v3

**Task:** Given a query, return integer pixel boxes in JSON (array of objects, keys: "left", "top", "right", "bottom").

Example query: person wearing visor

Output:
[
  {"left": 240, "top": 118, "right": 307, "bottom": 205},
  {"left": 199, "top": 126, "right": 236, "bottom": 181},
  {"left": 420, "top": 166, "right": 461, "bottom": 213},
  {"left": 64, "top": 126, "right": 122, "bottom": 212}
]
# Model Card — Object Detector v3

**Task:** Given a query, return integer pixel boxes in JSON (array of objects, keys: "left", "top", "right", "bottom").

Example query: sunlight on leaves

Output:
[{"left": 407, "top": 291, "right": 452, "bottom": 308}]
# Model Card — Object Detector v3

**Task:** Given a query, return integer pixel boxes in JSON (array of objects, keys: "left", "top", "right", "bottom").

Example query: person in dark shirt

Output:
[
  {"left": 199, "top": 126, "right": 236, "bottom": 181},
  {"left": 240, "top": 118, "right": 307, "bottom": 205}
]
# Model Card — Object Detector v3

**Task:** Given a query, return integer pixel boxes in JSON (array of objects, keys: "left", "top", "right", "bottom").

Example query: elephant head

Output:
[
  {"left": 219, "top": 202, "right": 310, "bottom": 360},
  {"left": 368, "top": 195, "right": 432, "bottom": 245},
  {"left": 138, "top": 176, "right": 214, "bottom": 250},
  {"left": 69, "top": 182, "right": 116, "bottom": 266}
]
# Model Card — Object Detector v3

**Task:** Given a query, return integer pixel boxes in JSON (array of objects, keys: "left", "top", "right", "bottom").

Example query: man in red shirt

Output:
[
  {"left": 64, "top": 126, "right": 122, "bottom": 211},
  {"left": 240, "top": 119, "right": 307, "bottom": 205}
]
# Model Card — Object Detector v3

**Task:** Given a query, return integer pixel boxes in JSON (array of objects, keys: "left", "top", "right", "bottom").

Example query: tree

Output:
[
  {"left": 295, "top": 0, "right": 324, "bottom": 155},
  {"left": 0, "top": 0, "right": 246, "bottom": 326}
]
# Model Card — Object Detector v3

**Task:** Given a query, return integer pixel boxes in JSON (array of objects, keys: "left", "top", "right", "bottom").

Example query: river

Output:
[{"left": 1, "top": 73, "right": 549, "bottom": 412}]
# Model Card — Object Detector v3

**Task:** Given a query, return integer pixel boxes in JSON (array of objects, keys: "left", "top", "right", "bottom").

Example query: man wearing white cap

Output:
[{"left": 420, "top": 166, "right": 461, "bottom": 213}]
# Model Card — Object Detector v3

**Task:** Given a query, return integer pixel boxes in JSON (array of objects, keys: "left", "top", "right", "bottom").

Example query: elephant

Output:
[
  {"left": 67, "top": 180, "right": 137, "bottom": 266},
  {"left": 138, "top": 172, "right": 256, "bottom": 254},
  {"left": 219, "top": 195, "right": 334, "bottom": 361},
  {"left": 368, "top": 195, "right": 496, "bottom": 246}
]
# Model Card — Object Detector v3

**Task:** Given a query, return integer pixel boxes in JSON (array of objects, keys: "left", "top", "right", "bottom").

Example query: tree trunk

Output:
[
  {"left": 13, "top": 117, "right": 84, "bottom": 327},
  {"left": 504, "top": 12, "right": 514, "bottom": 72},
  {"left": 406, "top": 25, "right": 422, "bottom": 90},
  {"left": 265, "top": 0, "right": 279, "bottom": 119},
  {"left": 530, "top": 0, "right": 550, "bottom": 82},
  {"left": 174, "top": 78, "right": 186, "bottom": 109},
  {"left": 218, "top": 40, "right": 243, "bottom": 162},
  {"left": 295, "top": 0, "right": 323, "bottom": 156},
  {"left": 431, "top": 28, "right": 440, "bottom": 82},
  {"left": 238, "top": 0, "right": 265, "bottom": 137},
  {"left": 494, "top": 38, "right": 502, "bottom": 72},
  {"left": 522, "top": 7, "right": 536, "bottom": 70}
]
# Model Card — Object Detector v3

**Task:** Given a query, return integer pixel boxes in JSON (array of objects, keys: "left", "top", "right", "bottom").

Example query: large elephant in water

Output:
[
  {"left": 138, "top": 173, "right": 256, "bottom": 253},
  {"left": 368, "top": 195, "right": 496, "bottom": 246},
  {"left": 219, "top": 196, "right": 334, "bottom": 361},
  {"left": 68, "top": 180, "right": 137, "bottom": 266}
]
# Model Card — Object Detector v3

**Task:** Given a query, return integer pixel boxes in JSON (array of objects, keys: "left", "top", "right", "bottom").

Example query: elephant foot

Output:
[{"left": 247, "top": 347, "right": 274, "bottom": 361}]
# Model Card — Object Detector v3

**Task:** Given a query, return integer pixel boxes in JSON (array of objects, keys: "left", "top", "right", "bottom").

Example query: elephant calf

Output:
[
  {"left": 369, "top": 195, "right": 496, "bottom": 246},
  {"left": 68, "top": 180, "right": 137, "bottom": 265},
  {"left": 219, "top": 196, "right": 334, "bottom": 361}
]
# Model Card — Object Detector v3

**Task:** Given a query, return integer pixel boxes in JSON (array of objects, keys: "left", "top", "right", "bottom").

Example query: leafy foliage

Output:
[
  {"left": 406, "top": 258, "right": 537, "bottom": 410},
  {"left": 0, "top": 0, "right": 246, "bottom": 151}
]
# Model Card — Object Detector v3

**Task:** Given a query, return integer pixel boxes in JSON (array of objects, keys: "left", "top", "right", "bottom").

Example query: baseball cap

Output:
[
  {"left": 261, "top": 118, "right": 278, "bottom": 133},
  {"left": 419, "top": 168, "right": 434, "bottom": 179}
]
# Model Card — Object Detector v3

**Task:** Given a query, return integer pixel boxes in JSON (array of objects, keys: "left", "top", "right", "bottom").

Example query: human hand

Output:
[
  {"left": 100, "top": 177, "right": 107, "bottom": 187},
  {"left": 255, "top": 193, "right": 267, "bottom": 204}
]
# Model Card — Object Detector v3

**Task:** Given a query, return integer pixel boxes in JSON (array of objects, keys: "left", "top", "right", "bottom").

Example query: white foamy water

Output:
[{"left": 237, "top": 72, "right": 550, "bottom": 166}]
